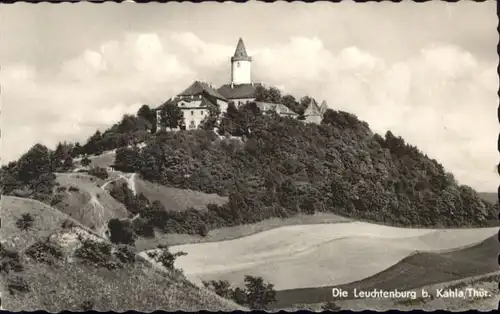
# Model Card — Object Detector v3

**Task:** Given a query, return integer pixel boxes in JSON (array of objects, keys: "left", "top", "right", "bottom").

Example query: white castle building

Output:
[{"left": 155, "top": 38, "right": 327, "bottom": 130}]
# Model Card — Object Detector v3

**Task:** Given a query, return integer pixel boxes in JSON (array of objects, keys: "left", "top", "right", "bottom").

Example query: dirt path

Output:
[{"left": 100, "top": 172, "right": 136, "bottom": 195}]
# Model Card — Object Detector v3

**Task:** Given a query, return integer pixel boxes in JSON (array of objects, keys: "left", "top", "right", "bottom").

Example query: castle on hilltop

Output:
[{"left": 155, "top": 38, "right": 328, "bottom": 130}]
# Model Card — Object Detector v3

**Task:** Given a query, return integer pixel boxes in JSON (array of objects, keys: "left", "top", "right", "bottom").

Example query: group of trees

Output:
[
  {"left": 1, "top": 144, "right": 59, "bottom": 203},
  {"left": 203, "top": 276, "right": 277, "bottom": 310},
  {"left": 111, "top": 104, "right": 496, "bottom": 234}
]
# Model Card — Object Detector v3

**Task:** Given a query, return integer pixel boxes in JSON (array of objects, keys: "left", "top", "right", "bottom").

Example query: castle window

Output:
[
  {"left": 201, "top": 111, "right": 204, "bottom": 116},
  {"left": 191, "top": 111, "right": 194, "bottom": 116},
  {"left": 237, "top": 62, "right": 241, "bottom": 68}
]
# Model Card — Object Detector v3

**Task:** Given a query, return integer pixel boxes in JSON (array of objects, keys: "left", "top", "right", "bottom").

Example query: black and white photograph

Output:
[{"left": 0, "top": 1, "right": 498, "bottom": 311}]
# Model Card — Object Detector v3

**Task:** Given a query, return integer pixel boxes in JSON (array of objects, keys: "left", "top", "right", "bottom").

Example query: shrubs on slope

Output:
[
  {"left": 24, "top": 240, "right": 64, "bottom": 265},
  {"left": 0, "top": 244, "right": 24, "bottom": 274},
  {"left": 88, "top": 167, "right": 109, "bottom": 180},
  {"left": 203, "top": 275, "right": 277, "bottom": 310},
  {"left": 15, "top": 213, "right": 35, "bottom": 231}
]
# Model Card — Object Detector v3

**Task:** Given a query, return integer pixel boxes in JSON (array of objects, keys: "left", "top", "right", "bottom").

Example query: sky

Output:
[{"left": 1, "top": 1, "right": 498, "bottom": 192}]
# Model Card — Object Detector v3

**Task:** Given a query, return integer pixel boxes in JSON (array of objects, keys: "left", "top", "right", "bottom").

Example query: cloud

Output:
[{"left": 2, "top": 33, "right": 497, "bottom": 191}]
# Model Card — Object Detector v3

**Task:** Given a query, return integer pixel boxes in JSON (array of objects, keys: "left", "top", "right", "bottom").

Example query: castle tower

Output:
[{"left": 231, "top": 38, "right": 252, "bottom": 85}]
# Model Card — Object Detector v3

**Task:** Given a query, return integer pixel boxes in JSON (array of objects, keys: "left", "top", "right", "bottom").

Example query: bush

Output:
[
  {"left": 202, "top": 280, "right": 232, "bottom": 299},
  {"left": 74, "top": 239, "right": 117, "bottom": 269},
  {"left": 24, "top": 240, "right": 64, "bottom": 265},
  {"left": 108, "top": 218, "right": 137, "bottom": 245},
  {"left": 203, "top": 275, "right": 276, "bottom": 309},
  {"left": 80, "top": 300, "right": 95, "bottom": 311},
  {"left": 114, "top": 245, "right": 136, "bottom": 264},
  {"left": 7, "top": 276, "right": 30, "bottom": 295},
  {"left": 0, "top": 244, "right": 24, "bottom": 274},
  {"left": 61, "top": 219, "right": 76, "bottom": 229},
  {"left": 16, "top": 213, "right": 34, "bottom": 231},
  {"left": 321, "top": 301, "right": 341, "bottom": 311},
  {"left": 88, "top": 167, "right": 109, "bottom": 180},
  {"left": 81, "top": 155, "right": 91, "bottom": 167},
  {"left": 68, "top": 185, "right": 80, "bottom": 192},
  {"left": 154, "top": 246, "right": 187, "bottom": 270}
]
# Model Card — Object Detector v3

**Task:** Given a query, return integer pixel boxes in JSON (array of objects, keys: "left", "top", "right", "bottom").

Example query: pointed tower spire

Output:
[
  {"left": 319, "top": 100, "right": 328, "bottom": 114},
  {"left": 231, "top": 38, "right": 252, "bottom": 62}
]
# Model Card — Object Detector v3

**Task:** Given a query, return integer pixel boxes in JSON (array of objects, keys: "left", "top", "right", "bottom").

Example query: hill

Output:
[
  {"left": 1, "top": 196, "right": 87, "bottom": 251},
  {"left": 108, "top": 105, "right": 497, "bottom": 242},
  {"left": 271, "top": 234, "right": 500, "bottom": 308},
  {"left": 105, "top": 175, "right": 228, "bottom": 212},
  {"left": 0, "top": 196, "right": 245, "bottom": 312},
  {"left": 52, "top": 173, "right": 129, "bottom": 233}
]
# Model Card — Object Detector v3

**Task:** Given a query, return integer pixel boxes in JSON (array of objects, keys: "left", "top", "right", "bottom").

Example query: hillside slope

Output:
[
  {"left": 0, "top": 196, "right": 245, "bottom": 312},
  {"left": 104, "top": 175, "right": 228, "bottom": 212},
  {"left": 52, "top": 173, "right": 129, "bottom": 233},
  {"left": 125, "top": 108, "right": 497, "bottom": 238},
  {"left": 1, "top": 196, "right": 82, "bottom": 251},
  {"left": 272, "top": 234, "right": 500, "bottom": 308}
]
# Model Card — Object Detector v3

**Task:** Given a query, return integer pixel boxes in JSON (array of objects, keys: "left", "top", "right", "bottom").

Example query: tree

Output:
[
  {"left": 199, "top": 105, "right": 221, "bottom": 131},
  {"left": 243, "top": 275, "right": 277, "bottom": 309},
  {"left": 254, "top": 86, "right": 282, "bottom": 104},
  {"left": 16, "top": 213, "right": 35, "bottom": 231},
  {"left": 322, "top": 108, "right": 337, "bottom": 125},
  {"left": 267, "top": 87, "right": 282, "bottom": 104},
  {"left": 155, "top": 246, "right": 187, "bottom": 270},
  {"left": 114, "top": 147, "right": 142, "bottom": 172},
  {"left": 107, "top": 219, "right": 137, "bottom": 245},
  {"left": 321, "top": 301, "right": 341, "bottom": 311},
  {"left": 62, "top": 155, "right": 74, "bottom": 171},
  {"left": 72, "top": 142, "right": 83, "bottom": 157},
  {"left": 281, "top": 94, "right": 300, "bottom": 113},
  {"left": 16, "top": 144, "right": 52, "bottom": 184},
  {"left": 203, "top": 280, "right": 233, "bottom": 299},
  {"left": 117, "top": 114, "right": 139, "bottom": 134},
  {"left": 159, "top": 103, "right": 184, "bottom": 131},
  {"left": 137, "top": 104, "right": 154, "bottom": 123},
  {"left": 81, "top": 155, "right": 91, "bottom": 167},
  {"left": 88, "top": 167, "right": 109, "bottom": 180},
  {"left": 84, "top": 130, "right": 104, "bottom": 155},
  {"left": 254, "top": 85, "right": 269, "bottom": 102}
]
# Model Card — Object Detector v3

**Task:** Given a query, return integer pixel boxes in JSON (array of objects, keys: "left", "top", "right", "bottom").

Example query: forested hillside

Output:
[
  {"left": 2, "top": 95, "right": 496, "bottom": 241},
  {"left": 112, "top": 102, "right": 497, "bottom": 236}
]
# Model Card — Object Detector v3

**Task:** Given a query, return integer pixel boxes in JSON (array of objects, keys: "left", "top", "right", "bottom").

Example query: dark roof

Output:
[
  {"left": 178, "top": 81, "right": 227, "bottom": 101},
  {"left": 199, "top": 96, "right": 218, "bottom": 110},
  {"left": 255, "top": 102, "right": 298, "bottom": 116},
  {"left": 156, "top": 95, "right": 217, "bottom": 111},
  {"left": 231, "top": 38, "right": 252, "bottom": 62},
  {"left": 218, "top": 83, "right": 263, "bottom": 100}
]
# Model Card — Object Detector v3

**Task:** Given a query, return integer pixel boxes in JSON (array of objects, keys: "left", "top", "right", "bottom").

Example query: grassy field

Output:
[
  {"left": 271, "top": 234, "right": 499, "bottom": 309},
  {"left": 73, "top": 151, "right": 116, "bottom": 169},
  {"left": 0, "top": 196, "right": 245, "bottom": 312},
  {"left": 1, "top": 258, "right": 246, "bottom": 312},
  {"left": 1, "top": 196, "right": 82, "bottom": 251},
  {"left": 133, "top": 177, "right": 228, "bottom": 211},
  {"left": 135, "top": 212, "right": 351, "bottom": 251},
  {"left": 53, "top": 173, "right": 129, "bottom": 233},
  {"left": 163, "top": 222, "right": 497, "bottom": 292}
]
